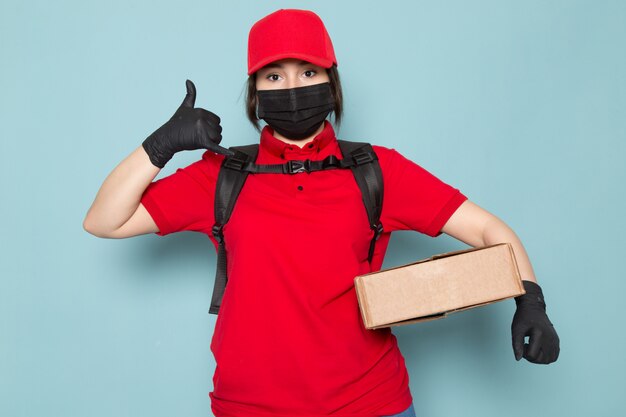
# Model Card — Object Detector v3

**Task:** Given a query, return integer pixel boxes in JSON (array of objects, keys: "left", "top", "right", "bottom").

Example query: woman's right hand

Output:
[{"left": 142, "top": 79, "right": 235, "bottom": 168}]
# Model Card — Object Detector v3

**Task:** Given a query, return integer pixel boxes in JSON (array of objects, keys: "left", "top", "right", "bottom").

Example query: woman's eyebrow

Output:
[{"left": 261, "top": 60, "right": 312, "bottom": 70}]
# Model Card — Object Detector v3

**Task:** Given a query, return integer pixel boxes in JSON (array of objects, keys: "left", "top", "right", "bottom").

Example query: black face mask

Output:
[{"left": 256, "top": 82, "right": 335, "bottom": 140}]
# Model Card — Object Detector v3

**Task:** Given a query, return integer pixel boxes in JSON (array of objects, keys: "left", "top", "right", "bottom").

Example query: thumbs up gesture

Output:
[{"left": 142, "top": 80, "right": 234, "bottom": 168}]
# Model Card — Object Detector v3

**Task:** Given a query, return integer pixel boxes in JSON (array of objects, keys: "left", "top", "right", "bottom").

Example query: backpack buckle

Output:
[
  {"left": 352, "top": 149, "right": 375, "bottom": 165},
  {"left": 285, "top": 159, "right": 310, "bottom": 174},
  {"left": 223, "top": 156, "right": 247, "bottom": 171},
  {"left": 212, "top": 224, "right": 224, "bottom": 244},
  {"left": 322, "top": 154, "right": 340, "bottom": 168},
  {"left": 373, "top": 223, "right": 384, "bottom": 240}
]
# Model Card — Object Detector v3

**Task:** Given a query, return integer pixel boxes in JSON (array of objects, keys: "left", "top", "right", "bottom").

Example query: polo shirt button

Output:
[
  {"left": 307, "top": 144, "right": 314, "bottom": 149},
  {"left": 297, "top": 185, "right": 304, "bottom": 191}
]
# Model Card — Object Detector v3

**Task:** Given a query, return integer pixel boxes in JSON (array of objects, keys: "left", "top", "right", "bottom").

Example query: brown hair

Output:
[{"left": 245, "top": 64, "right": 343, "bottom": 133}]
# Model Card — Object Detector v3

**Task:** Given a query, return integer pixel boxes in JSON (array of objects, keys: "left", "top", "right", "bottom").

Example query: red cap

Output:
[{"left": 247, "top": 9, "right": 338, "bottom": 76}]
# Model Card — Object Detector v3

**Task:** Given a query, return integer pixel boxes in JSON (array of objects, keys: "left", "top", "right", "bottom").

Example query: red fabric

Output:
[
  {"left": 140, "top": 121, "right": 467, "bottom": 417},
  {"left": 247, "top": 9, "right": 337, "bottom": 75}
]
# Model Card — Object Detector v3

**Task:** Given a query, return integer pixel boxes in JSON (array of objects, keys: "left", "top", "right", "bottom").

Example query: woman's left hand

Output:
[{"left": 511, "top": 280, "right": 560, "bottom": 364}]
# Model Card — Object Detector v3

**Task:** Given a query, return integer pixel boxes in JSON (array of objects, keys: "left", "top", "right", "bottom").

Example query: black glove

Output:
[
  {"left": 142, "top": 79, "right": 234, "bottom": 168},
  {"left": 511, "top": 280, "right": 560, "bottom": 364}
]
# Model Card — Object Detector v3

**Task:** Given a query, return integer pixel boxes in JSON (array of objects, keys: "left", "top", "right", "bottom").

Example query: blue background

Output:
[{"left": 1, "top": 0, "right": 624, "bottom": 416}]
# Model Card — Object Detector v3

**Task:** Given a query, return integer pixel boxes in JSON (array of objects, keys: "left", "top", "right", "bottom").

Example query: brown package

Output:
[{"left": 354, "top": 243, "right": 526, "bottom": 329}]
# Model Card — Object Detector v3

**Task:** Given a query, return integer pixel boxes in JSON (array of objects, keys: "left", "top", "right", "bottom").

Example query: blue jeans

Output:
[{"left": 381, "top": 402, "right": 416, "bottom": 417}]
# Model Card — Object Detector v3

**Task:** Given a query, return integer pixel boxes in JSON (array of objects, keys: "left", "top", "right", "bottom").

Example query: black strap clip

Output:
[
  {"left": 212, "top": 224, "right": 224, "bottom": 244},
  {"left": 223, "top": 156, "right": 247, "bottom": 171},
  {"left": 322, "top": 154, "right": 340, "bottom": 169},
  {"left": 373, "top": 222, "right": 384, "bottom": 240},
  {"left": 285, "top": 159, "right": 310, "bottom": 174},
  {"left": 352, "top": 149, "right": 375, "bottom": 165}
]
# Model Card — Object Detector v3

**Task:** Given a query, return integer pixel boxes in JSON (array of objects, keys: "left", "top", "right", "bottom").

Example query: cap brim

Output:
[{"left": 248, "top": 52, "right": 334, "bottom": 75}]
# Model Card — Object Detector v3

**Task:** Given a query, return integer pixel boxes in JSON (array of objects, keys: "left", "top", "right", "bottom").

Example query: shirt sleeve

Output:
[
  {"left": 374, "top": 145, "right": 468, "bottom": 237},
  {"left": 140, "top": 151, "right": 225, "bottom": 238}
]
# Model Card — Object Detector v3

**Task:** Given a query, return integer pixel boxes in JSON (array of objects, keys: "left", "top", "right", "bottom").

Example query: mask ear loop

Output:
[
  {"left": 326, "top": 107, "right": 337, "bottom": 136},
  {"left": 254, "top": 93, "right": 262, "bottom": 124},
  {"left": 254, "top": 94, "right": 270, "bottom": 130},
  {"left": 326, "top": 87, "right": 337, "bottom": 131}
]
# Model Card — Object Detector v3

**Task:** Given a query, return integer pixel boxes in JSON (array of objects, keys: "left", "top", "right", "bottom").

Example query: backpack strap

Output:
[
  {"left": 337, "top": 140, "right": 385, "bottom": 263},
  {"left": 208, "top": 144, "right": 259, "bottom": 315},
  {"left": 208, "top": 140, "right": 384, "bottom": 315}
]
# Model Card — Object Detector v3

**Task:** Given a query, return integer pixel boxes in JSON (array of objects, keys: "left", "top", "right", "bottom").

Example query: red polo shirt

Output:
[{"left": 140, "top": 120, "right": 467, "bottom": 417}]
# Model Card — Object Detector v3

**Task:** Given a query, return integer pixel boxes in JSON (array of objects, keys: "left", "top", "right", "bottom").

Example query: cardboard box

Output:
[{"left": 354, "top": 243, "right": 525, "bottom": 329}]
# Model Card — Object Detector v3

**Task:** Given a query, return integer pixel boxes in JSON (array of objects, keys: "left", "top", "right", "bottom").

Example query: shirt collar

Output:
[{"left": 259, "top": 120, "right": 337, "bottom": 159}]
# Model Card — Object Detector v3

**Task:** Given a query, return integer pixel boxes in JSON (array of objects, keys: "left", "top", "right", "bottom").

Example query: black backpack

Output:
[{"left": 208, "top": 140, "right": 384, "bottom": 315}]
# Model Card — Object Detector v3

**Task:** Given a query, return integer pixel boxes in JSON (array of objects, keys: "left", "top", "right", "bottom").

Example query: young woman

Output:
[{"left": 83, "top": 9, "right": 559, "bottom": 417}]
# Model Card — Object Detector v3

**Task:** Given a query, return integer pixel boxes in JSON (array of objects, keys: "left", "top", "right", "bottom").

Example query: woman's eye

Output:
[
  {"left": 266, "top": 74, "right": 281, "bottom": 81},
  {"left": 303, "top": 70, "right": 317, "bottom": 77}
]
